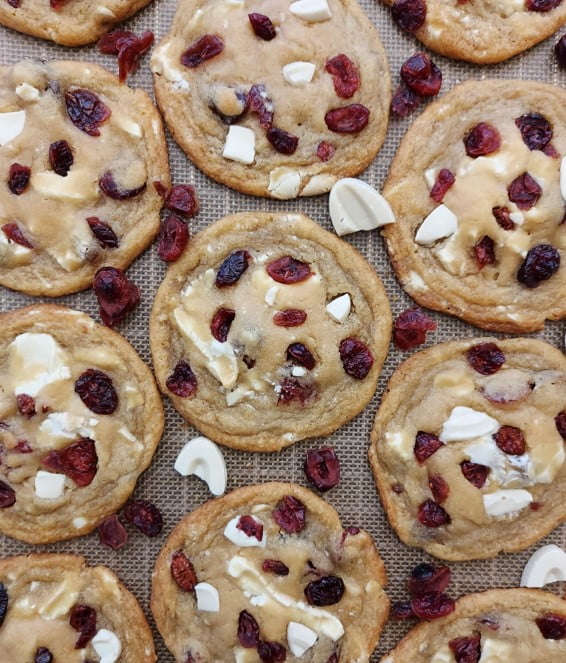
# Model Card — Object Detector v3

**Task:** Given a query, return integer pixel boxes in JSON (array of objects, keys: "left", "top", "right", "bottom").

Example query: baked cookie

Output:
[
  {"left": 384, "top": 0, "right": 566, "bottom": 64},
  {"left": 0, "top": 304, "right": 164, "bottom": 544},
  {"left": 150, "top": 211, "right": 392, "bottom": 452},
  {"left": 369, "top": 337, "right": 566, "bottom": 561},
  {"left": 0, "top": 59, "right": 169, "bottom": 297},
  {"left": 152, "top": 482, "right": 389, "bottom": 662},
  {"left": 0, "top": 553, "right": 156, "bottom": 661},
  {"left": 151, "top": 0, "right": 390, "bottom": 198},
  {"left": 381, "top": 588, "right": 566, "bottom": 663},
  {"left": 382, "top": 80, "right": 566, "bottom": 333},
  {"left": 0, "top": 0, "right": 153, "bottom": 46}
]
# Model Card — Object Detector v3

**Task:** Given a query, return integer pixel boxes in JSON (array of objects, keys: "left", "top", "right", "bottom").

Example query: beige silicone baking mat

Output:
[{"left": 1, "top": 1, "right": 565, "bottom": 660}]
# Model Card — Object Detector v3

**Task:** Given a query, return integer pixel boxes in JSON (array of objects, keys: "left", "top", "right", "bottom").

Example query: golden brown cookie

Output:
[
  {"left": 0, "top": 304, "right": 164, "bottom": 544},
  {"left": 152, "top": 482, "right": 389, "bottom": 663},
  {"left": 150, "top": 211, "right": 392, "bottom": 452},
  {"left": 382, "top": 79, "right": 566, "bottom": 333},
  {"left": 0, "top": 553, "right": 156, "bottom": 661},
  {"left": 369, "top": 337, "right": 566, "bottom": 561},
  {"left": 0, "top": 59, "right": 169, "bottom": 297},
  {"left": 151, "top": 0, "right": 391, "bottom": 198}
]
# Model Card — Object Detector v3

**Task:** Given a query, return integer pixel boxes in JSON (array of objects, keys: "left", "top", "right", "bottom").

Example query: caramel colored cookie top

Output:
[
  {"left": 151, "top": 0, "right": 390, "bottom": 198},
  {"left": 0, "top": 554, "right": 156, "bottom": 661},
  {"left": 369, "top": 337, "right": 566, "bottom": 561},
  {"left": 152, "top": 482, "right": 389, "bottom": 663},
  {"left": 382, "top": 80, "right": 566, "bottom": 333},
  {"left": 0, "top": 305, "right": 164, "bottom": 544},
  {"left": 0, "top": 60, "right": 169, "bottom": 297}
]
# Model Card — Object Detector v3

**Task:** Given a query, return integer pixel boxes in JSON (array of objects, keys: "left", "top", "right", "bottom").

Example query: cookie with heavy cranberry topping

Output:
[
  {"left": 382, "top": 80, "right": 566, "bottom": 333},
  {"left": 150, "top": 211, "right": 391, "bottom": 451},
  {"left": 0, "top": 553, "right": 156, "bottom": 661},
  {"left": 152, "top": 482, "right": 389, "bottom": 662},
  {"left": 151, "top": 0, "right": 390, "bottom": 198},
  {"left": 0, "top": 304, "right": 164, "bottom": 544},
  {"left": 0, "top": 60, "right": 169, "bottom": 297},
  {"left": 384, "top": 0, "right": 566, "bottom": 64},
  {"left": 369, "top": 337, "right": 566, "bottom": 561}
]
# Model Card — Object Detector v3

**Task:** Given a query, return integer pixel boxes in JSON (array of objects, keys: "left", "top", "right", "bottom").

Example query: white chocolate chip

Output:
[
  {"left": 174, "top": 436, "right": 227, "bottom": 496},
  {"left": 478, "top": 638, "right": 512, "bottom": 662},
  {"left": 31, "top": 169, "right": 99, "bottom": 203},
  {"left": 560, "top": 156, "right": 566, "bottom": 200},
  {"left": 195, "top": 582, "right": 220, "bottom": 612},
  {"left": 15, "top": 83, "right": 40, "bottom": 102},
  {"left": 223, "top": 515, "right": 267, "bottom": 547},
  {"left": 440, "top": 406, "right": 499, "bottom": 442},
  {"left": 0, "top": 110, "right": 26, "bottom": 145},
  {"left": 415, "top": 205, "right": 458, "bottom": 245},
  {"left": 509, "top": 211, "right": 524, "bottom": 225},
  {"left": 9, "top": 333, "right": 71, "bottom": 398},
  {"left": 291, "top": 366, "right": 308, "bottom": 377},
  {"left": 300, "top": 173, "right": 336, "bottom": 196},
  {"left": 96, "top": 5, "right": 116, "bottom": 16},
  {"left": 34, "top": 471, "right": 66, "bottom": 499},
  {"left": 282, "top": 61, "right": 316, "bottom": 86},
  {"left": 265, "top": 285, "right": 279, "bottom": 306},
  {"left": 326, "top": 293, "right": 351, "bottom": 323},
  {"left": 329, "top": 178, "right": 395, "bottom": 236},
  {"left": 73, "top": 517, "right": 87, "bottom": 529},
  {"left": 92, "top": 629, "right": 122, "bottom": 663},
  {"left": 429, "top": 646, "right": 455, "bottom": 663},
  {"left": 483, "top": 489, "right": 532, "bottom": 517},
  {"left": 222, "top": 126, "right": 255, "bottom": 164},
  {"left": 521, "top": 544, "right": 566, "bottom": 588},
  {"left": 290, "top": 0, "right": 332, "bottom": 21},
  {"left": 268, "top": 167, "right": 302, "bottom": 199},
  {"left": 287, "top": 622, "right": 318, "bottom": 657}
]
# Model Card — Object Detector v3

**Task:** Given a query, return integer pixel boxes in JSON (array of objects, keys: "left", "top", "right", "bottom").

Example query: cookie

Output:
[
  {"left": 151, "top": 482, "right": 389, "bottom": 662},
  {"left": 0, "top": 304, "right": 164, "bottom": 544},
  {"left": 0, "top": 59, "right": 169, "bottom": 297},
  {"left": 150, "top": 211, "right": 392, "bottom": 452},
  {"left": 384, "top": 0, "right": 566, "bottom": 64},
  {"left": 151, "top": 0, "right": 391, "bottom": 198},
  {"left": 369, "top": 337, "right": 566, "bottom": 561},
  {"left": 0, "top": 553, "right": 156, "bottom": 661},
  {"left": 382, "top": 79, "right": 566, "bottom": 333}
]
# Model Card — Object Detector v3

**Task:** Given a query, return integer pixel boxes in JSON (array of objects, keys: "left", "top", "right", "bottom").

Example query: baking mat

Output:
[{"left": 0, "top": 2, "right": 565, "bottom": 660}]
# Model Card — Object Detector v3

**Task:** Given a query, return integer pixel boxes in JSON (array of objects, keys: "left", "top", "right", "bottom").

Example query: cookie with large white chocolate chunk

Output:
[
  {"left": 0, "top": 553, "right": 156, "bottom": 661},
  {"left": 0, "top": 60, "right": 169, "bottom": 297},
  {"left": 0, "top": 304, "right": 164, "bottom": 544},
  {"left": 150, "top": 0, "right": 390, "bottom": 198},
  {"left": 152, "top": 482, "right": 389, "bottom": 662},
  {"left": 150, "top": 212, "right": 391, "bottom": 451},
  {"left": 382, "top": 80, "right": 566, "bottom": 332},
  {"left": 369, "top": 337, "right": 566, "bottom": 560}
]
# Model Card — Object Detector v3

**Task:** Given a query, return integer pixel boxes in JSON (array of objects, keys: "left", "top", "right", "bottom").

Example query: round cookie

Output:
[
  {"left": 382, "top": 79, "right": 566, "bottom": 333},
  {"left": 381, "top": 588, "right": 566, "bottom": 663},
  {"left": 0, "top": 304, "right": 164, "bottom": 544},
  {"left": 0, "top": 59, "right": 170, "bottom": 297},
  {"left": 369, "top": 337, "right": 566, "bottom": 561},
  {"left": 383, "top": 0, "right": 566, "bottom": 64},
  {"left": 0, "top": 553, "right": 156, "bottom": 661},
  {"left": 151, "top": 0, "right": 391, "bottom": 198},
  {"left": 151, "top": 482, "right": 389, "bottom": 662},
  {"left": 150, "top": 211, "right": 392, "bottom": 452}
]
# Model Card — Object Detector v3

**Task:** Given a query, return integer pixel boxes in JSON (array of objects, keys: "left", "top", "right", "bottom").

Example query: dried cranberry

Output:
[
  {"left": 123, "top": 499, "right": 163, "bottom": 537},
  {"left": 154, "top": 180, "right": 169, "bottom": 198},
  {"left": 393, "top": 308, "right": 436, "bottom": 350},
  {"left": 411, "top": 592, "right": 455, "bottom": 620},
  {"left": 530, "top": 501, "right": 544, "bottom": 511},
  {"left": 477, "top": 615, "right": 500, "bottom": 631},
  {"left": 391, "top": 0, "right": 427, "bottom": 32},
  {"left": 494, "top": 426, "right": 526, "bottom": 455},
  {"left": 238, "top": 610, "right": 260, "bottom": 647},
  {"left": 181, "top": 34, "right": 224, "bottom": 67},
  {"left": 325, "top": 54, "right": 360, "bottom": 99},
  {"left": 7, "top": 163, "right": 30, "bottom": 194},
  {"left": 99, "top": 30, "right": 153, "bottom": 83},
  {"left": 75, "top": 369, "right": 118, "bottom": 414},
  {"left": 391, "top": 83, "right": 421, "bottom": 117},
  {"left": 257, "top": 641, "right": 286, "bottom": 662},
  {"left": 65, "top": 89, "right": 111, "bottom": 136},
  {"left": 536, "top": 613, "right": 566, "bottom": 639},
  {"left": 49, "top": 140, "right": 73, "bottom": 176},
  {"left": 317, "top": 141, "right": 336, "bottom": 161},
  {"left": 70, "top": 604, "right": 97, "bottom": 648},
  {"left": 391, "top": 601, "right": 416, "bottom": 620},
  {"left": 0, "top": 480, "right": 16, "bottom": 508},
  {"left": 305, "top": 575, "right": 345, "bottom": 606},
  {"left": 418, "top": 499, "right": 451, "bottom": 527},
  {"left": 556, "top": 34, "right": 566, "bottom": 68},
  {"left": 93, "top": 266, "right": 140, "bottom": 327},
  {"left": 473, "top": 235, "right": 495, "bottom": 269},
  {"left": 449, "top": 633, "right": 481, "bottom": 662},
  {"left": 429, "top": 474, "right": 449, "bottom": 503},
  {"left": 267, "top": 126, "right": 299, "bottom": 154},
  {"left": 157, "top": 214, "right": 189, "bottom": 262},
  {"left": 287, "top": 343, "right": 315, "bottom": 370},
  {"left": 16, "top": 394, "right": 35, "bottom": 417},
  {"left": 326, "top": 655, "right": 339, "bottom": 663},
  {"left": 408, "top": 563, "right": 451, "bottom": 597},
  {"left": 1, "top": 223, "right": 33, "bottom": 248},
  {"left": 243, "top": 355, "right": 256, "bottom": 369},
  {"left": 277, "top": 377, "right": 315, "bottom": 405},
  {"left": 248, "top": 13, "right": 276, "bottom": 40},
  {"left": 247, "top": 84, "right": 274, "bottom": 129},
  {"left": 171, "top": 550, "right": 197, "bottom": 591},
  {"left": 466, "top": 342, "right": 505, "bottom": 375},
  {"left": 430, "top": 168, "right": 455, "bottom": 203},
  {"left": 165, "top": 185, "right": 199, "bottom": 217},
  {"left": 216, "top": 250, "right": 251, "bottom": 287},
  {"left": 464, "top": 123, "right": 501, "bottom": 158},
  {"left": 167, "top": 360, "right": 198, "bottom": 398},
  {"left": 526, "top": 0, "right": 561, "bottom": 10},
  {"left": 98, "top": 514, "right": 128, "bottom": 549},
  {"left": 400, "top": 52, "right": 442, "bottom": 97},
  {"left": 266, "top": 256, "right": 311, "bottom": 283},
  {"left": 304, "top": 447, "right": 340, "bottom": 492},
  {"left": 460, "top": 461, "right": 489, "bottom": 489},
  {"left": 0, "top": 583, "right": 6, "bottom": 627},
  {"left": 5, "top": 0, "right": 19, "bottom": 6},
  {"left": 517, "top": 244, "right": 560, "bottom": 287},
  {"left": 492, "top": 206, "right": 515, "bottom": 230},
  {"left": 508, "top": 172, "right": 542, "bottom": 210},
  {"left": 34, "top": 648, "right": 53, "bottom": 663},
  {"left": 339, "top": 337, "right": 374, "bottom": 379},
  {"left": 87, "top": 217, "right": 119, "bottom": 248},
  {"left": 99, "top": 171, "right": 146, "bottom": 200},
  {"left": 391, "top": 482, "right": 404, "bottom": 493},
  {"left": 555, "top": 412, "right": 566, "bottom": 439},
  {"left": 325, "top": 104, "right": 369, "bottom": 133},
  {"left": 515, "top": 113, "right": 552, "bottom": 151},
  {"left": 15, "top": 440, "right": 32, "bottom": 453},
  {"left": 272, "top": 495, "right": 306, "bottom": 533},
  {"left": 97, "top": 29, "right": 137, "bottom": 54},
  {"left": 43, "top": 437, "right": 98, "bottom": 487},
  {"left": 262, "top": 559, "right": 289, "bottom": 575},
  {"left": 237, "top": 515, "right": 264, "bottom": 541},
  {"left": 273, "top": 309, "right": 307, "bottom": 327},
  {"left": 211, "top": 308, "right": 235, "bottom": 342}
]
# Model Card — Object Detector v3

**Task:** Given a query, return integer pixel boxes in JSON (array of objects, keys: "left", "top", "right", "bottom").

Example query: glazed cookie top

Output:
[
  {"left": 0, "top": 305, "right": 164, "bottom": 544},
  {"left": 150, "top": 212, "right": 392, "bottom": 451},
  {"left": 381, "top": 588, "right": 566, "bottom": 663},
  {"left": 0, "top": 554, "right": 156, "bottom": 661},
  {"left": 384, "top": 0, "right": 566, "bottom": 64},
  {"left": 151, "top": 482, "right": 389, "bottom": 663},
  {"left": 0, "top": 60, "right": 169, "bottom": 297},
  {"left": 382, "top": 80, "right": 566, "bottom": 333},
  {"left": 369, "top": 338, "right": 566, "bottom": 561},
  {"left": 151, "top": 0, "right": 391, "bottom": 198}
]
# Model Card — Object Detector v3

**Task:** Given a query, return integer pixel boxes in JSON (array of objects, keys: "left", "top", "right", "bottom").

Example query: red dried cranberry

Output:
[
  {"left": 326, "top": 654, "right": 339, "bottom": 663},
  {"left": 154, "top": 180, "right": 168, "bottom": 198},
  {"left": 266, "top": 256, "right": 311, "bottom": 283},
  {"left": 6, "top": 0, "right": 20, "bottom": 6},
  {"left": 339, "top": 337, "right": 374, "bottom": 379},
  {"left": 555, "top": 412, "right": 566, "bottom": 439},
  {"left": 273, "top": 309, "right": 307, "bottom": 327},
  {"left": 97, "top": 29, "right": 137, "bottom": 54},
  {"left": 509, "top": 173, "right": 544, "bottom": 214},
  {"left": 167, "top": 360, "right": 198, "bottom": 398},
  {"left": 556, "top": 34, "right": 566, "bottom": 68},
  {"left": 93, "top": 266, "right": 140, "bottom": 327},
  {"left": 391, "top": 83, "right": 421, "bottom": 117},
  {"left": 515, "top": 113, "right": 552, "bottom": 151},
  {"left": 277, "top": 377, "right": 315, "bottom": 405},
  {"left": 414, "top": 431, "right": 444, "bottom": 463},
  {"left": 0, "top": 583, "right": 7, "bottom": 626},
  {"left": 466, "top": 342, "right": 505, "bottom": 375},
  {"left": 418, "top": 499, "right": 451, "bottom": 527},
  {"left": 75, "top": 369, "right": 118, "bottom": 414},
  {"left": 65, "top": 88, "right": 111, "bottom": 136},
  {"left": 317, "top": 141, "right": 336, "bottom": 161},
  {"left": 536, "top": 613, "right": 566, "bottom": 639},
  {"left": 394, "top": 308, "right": 436, "bottom": 350},
  {"left": 391, "top": 601, "right": 416, "bottom": 620},
  {"left": 243, "top": 355, "right": 256, "bottom": 369},
  {"left": 517, "top": 244, "right": 560, "bottom": 287},
  {"left": 287, "top": 343, "right": 315, "bottom": 370},
  {"left": 100, "top": 30, "right": 153, "bottom": 83},
  {"left": 257, "top": 641, "right": 286, "bottom": 663},
  {"left": 391, "top": 0, "right": 427, "bottom": 32},
  {"left": 0, "top": 480, "right": 16, "bottom": 508},
  {"left": 325, "top": 104, "right": 369, "bottom": 133},
  {"left": 304, "top": 447, "right": 340, "bottom": 492},
  {"left": 7, "top": 163, "right": 30, "bottom": 194},
  {"left": 157, "top": 214, "right": 189, "bottom": 262},
  {"left": 325, "top": 54, "right": 360, "bottom": 99},
  {"left": 460, "top": 461, "right": 489, "bottom": 489},
  {"left": 392, "top": 482, "right": 404, "bottom": 493},
  {"left": 165, "top": 185, "right": 199, "bottom": 217},
  {"left": 248, "top": 13, "right": 276, "bottom": 40},
  {"left": 408, "top": 563, "right": 451, "bottom": 597},
  {"left": 429, "top": 474, "right": 449, "bottom": 503},
  {"left": 216, "top": 250, "right": 251, "bottom": 287},
  {"left": 473, "top": 235, "right": 496, "bottom": 269},
  {"left": 400, "top": 52, "right": 442, "bottom": 97},
  {"left": 43, "top": 437, "right": 98, "bottom": 487},
  {"left": 238, "top": 610, "right": 260, "bottom": 647},
  {"left": 70, "top": 604, "right": 97, "bottom": 648},
  {"left": 16, "top": 394, "right": 35, "bottom": 417},
  {"left": 272, "top": 495, "right": 306, "bottom": 533},
  {"left": 171, "top": 550, "right": 197, "bottom": 591},
  {"left": 494, "top": 425, "right": 526, "bottom": 455},
  {"left": 430, "top": 168, "right": 455, "bottom": 203},
  {"left": 464, "top": 123, "right": 501, "bottom": 158},
  {"left": 411, "top": 592, "right": 455, "bottom": 620},
  {"left": 211, "top": 307, "right": 235, "bottom": 342},
  {"left": 237, "top": 515, "right": 264, "bottom": 541},
  {"left": 49, "top": 140, "right": 73, "bottom": 176},
  {"left": 267, "top": 126, "right": 299, "bottom": 154},
  {"left": 262, "top": 559, "right": 289, "bottom": 575},
  {"left": 15, "top": 440, "right": 32, "bottom": 453},
  {"left": 35, "top": 648, "right": 53, "bottom": 663},
  {"left": 530, "top": 501, "right": 543, "bottom": 511},
  {"left": 98, "top": 514, "right": 128, "bottom": 549},
  {"left": 526, "top": 0, "right": 561, "bottom": 10},
  {"left": 123, "top": 499, "right": 163, "bottom": 537},
  {"left": 492, "top": 206, "right": 515, "bottom": 230},
  {"left": 305, "top": 575, "right": 345, "bottom": 606},
  {"left": 247, "top": 84, "right": 274, "bottom": 129},
  {"left": 181, "top": 34, "right": 224, "bottom": 67},
  {"left": 87, "top": 217, "right": 119, "bottom": 249},
  {"left": 449, "top": 633, "right": 481, "bottom": 662},
  {"left": 99, "top": 171, "right": 146, "bottom": 200},
  {"left": 1, "top": 223, "right": 33, "bottom": 248}
]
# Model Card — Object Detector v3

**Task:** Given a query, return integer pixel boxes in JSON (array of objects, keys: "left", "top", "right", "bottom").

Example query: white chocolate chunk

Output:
[
  {"left": 415, "top": 205, "right": 458, "bottom": 245},
  {"left": 113, "top": 113, "right": 143, "bottom": 137},
  {"left": 509, "top": 211, "right": 524, "bottom": 225},
  {"left": 300, "top": 173, "right": 336, "bottom": 196},
  {"left": 34, "top": 471, "right": 66, "bottom": 499},
  {"left": 96, "top": 5, "right": 116, "bottom": 16},
  {"left": 8, "top": 333, "right": 71, "bottom": 397},
  {"left": 521, "top": 544, "right": 566, "bottom": 588},
  {"left": 478, "top": 638, "right": 512, "bottom": 662},
  {"left": 234, "top": 647, "right": 257, "bottom": 663},
  {"left": 326, "top": 293, "right": 351, "bottom": 323},
  {"left": 430, "top": 647, "right": 456, "bottom": 663},
  {"left": 15, "top": 83, "right": 40, "bottom": 102},
  {"left": 291, "top": 366, "right": 308, "bottom": 377},
  {"left": 92, "top": 629, "right": 122, "bottom": 663},
  {"left": 287, "top": 622, "right": 318, "bottom": 656},
  {"left": 195, "top": 582, "right": 220, "bottom": 612},
  {"left": 440, "top": 406, "right": 499, "bottom": 442},
  {"left": 329, "top": 178, "right": 395, "bottom": 236},
  {"left": 282, "top": 61, "right": 316, "bottom": 86},
  {"left": 224, "top": 515, "right": 267, "bottom": 547},
  {"left": 289, "top": 0, "right": 332, "bottom": 21},
  {"left": 73, "top": 517, "right": 87, "bottom": 528},
  {"left": 268, "top": 167, "right": 302, "bottom": 199},
  {"left": 31, "top": 169, "right": 99, "bottom": 203},
  {"left": 38, "top": 578, "right": 79, "bottom": 620},
  {"left": 561, "top": 156, "right": 566, "bottom": 201},
  {"left": 483, "top": 489, "right": 532, "bottom": 517},
  {"left": 0, "top": 110, "right": 26, "bottom": 145},
  {"left": 386, "top": 430, "right": 414, "bottom": 461},
  {"left": 222, "top": 126, "right": 255, "bottom": 164},
  {"left": 465, "top": 436, "right": 535, "bottom": 488},
  {"left": 265, "top": 285, "right": 279, "bottom": 306},
  {"left": 174, "top": 436, "right": 227, "bottom": 496}
]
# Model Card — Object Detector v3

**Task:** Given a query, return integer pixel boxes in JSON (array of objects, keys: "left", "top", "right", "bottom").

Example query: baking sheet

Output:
[{"left": 0, "top": 2, "right": 565, "bottom": 660}]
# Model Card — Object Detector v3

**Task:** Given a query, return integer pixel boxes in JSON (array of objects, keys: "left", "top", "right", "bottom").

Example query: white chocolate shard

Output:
[
  {"left": 521, "top": 544, "right": 566, "bottom": 588},
  {"left": 289, "top": 0, "right": 332, "bottom": 22},
  {"left": 15, "top": 83, "right": 40, "bottom": 102},
  {"left": 415, "top": 205, "right": 458, "bottom": 245},
  {"left": 282, "top": 61, "right": 316, "bottom": 86},
  {"left": 287, "top": 622, "right": 318, "bottom": 656},
  {"left": 326, "top": 293, "right": 351, "bottom": 323},
  {"left": 440, "top": 406, "right": 499, "bottom": 442},
  {"left": 329, "top": 178, "right": 395, "bottom": 236},
  {"left": 268, "top": 167, "right": 302, "bottom": 199},
  {"left": 478, "top": 638, "right": 512, "bottom": 662},
  {"left": 8, "top": 333, "right": 71, "bottom": 397},
  {"left": 195, "top": 582, "right": 220, "bottom": 612},
  {"left": 223, "top": 126, "right": 255, "bottom": 164},
  {"left": 483, "top": 489, "right": 532, "bottom": 517},
  {"left": 224, "top": 515, "right": 267, "bottom": 547},
  {"left": 174, "top": 436, "right": 227, "bottom": 496},
  {"left": 34, "top": 471, "right": 66, "bottom": 499},
  {"left": 92, "top": 629, "right": 122, "bottom": 663},
  {"left": 0, "top": 110, "right": 26, "bottom": 145}
]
